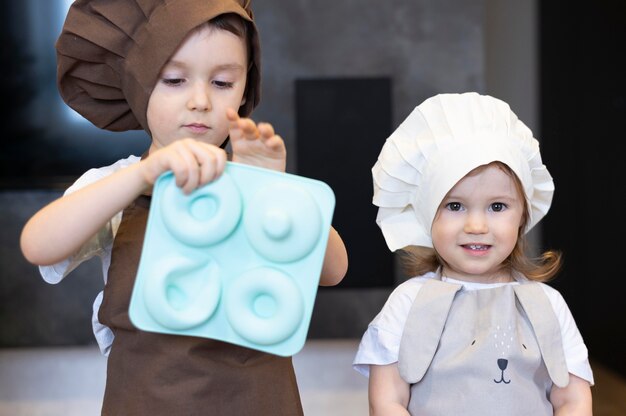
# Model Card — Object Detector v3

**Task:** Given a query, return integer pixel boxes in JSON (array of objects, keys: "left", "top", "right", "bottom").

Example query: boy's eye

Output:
[
  {"left": 213, "top": 80, "right": 234, "bottom": 89},
  {"left": 490, "top": 202, "right": 506, "bottom": 212},
  {"left": 162, "top": 78, "right": 185, "bottom": 86},
  {"left": 446, "top": 202, "right": 462, "bottom": 211}
]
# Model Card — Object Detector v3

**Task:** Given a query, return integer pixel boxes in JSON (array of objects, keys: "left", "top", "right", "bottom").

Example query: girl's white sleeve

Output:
[
  {"left": 352, "top": 278, "right": 427, "bottom": 377},
  {"left": 541, "top": 283, "right": 595, "bottom": 385}
]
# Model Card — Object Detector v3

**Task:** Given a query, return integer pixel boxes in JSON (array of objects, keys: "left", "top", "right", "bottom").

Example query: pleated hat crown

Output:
[
  {"left": 372, "top": 92, "right": 554, "bottom": 251},
  {"left": 56, "top": 0, "right": 261, "bottom": 134}
]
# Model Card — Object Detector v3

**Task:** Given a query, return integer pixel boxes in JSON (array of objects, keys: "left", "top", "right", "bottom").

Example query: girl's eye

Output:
[
  {"left": 213, "top": 80, "right": 234, "bottom": 89},
  {"left": 490, "top": 202, "right": 506, "bottom": 212},
  {"left": 446, "top": 202, "right": 462, "bottom": 211},
  {"left": 162, "top": 78, "right": 185, "bottom": 86}
]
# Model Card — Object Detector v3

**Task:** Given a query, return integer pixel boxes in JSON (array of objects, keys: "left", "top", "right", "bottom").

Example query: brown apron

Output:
[{"left": 98, "top": 195, "right": 304, "bottom": 416}]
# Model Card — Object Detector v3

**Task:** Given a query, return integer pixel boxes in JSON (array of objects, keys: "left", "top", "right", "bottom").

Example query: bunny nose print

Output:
[{"left": 494, "top": 358, "right": 511, "bottom": 384}]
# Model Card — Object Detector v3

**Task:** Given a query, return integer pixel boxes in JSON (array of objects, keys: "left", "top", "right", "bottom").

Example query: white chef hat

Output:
[{"left": 373, "top": 92, "right": 554, "bottom": 251}]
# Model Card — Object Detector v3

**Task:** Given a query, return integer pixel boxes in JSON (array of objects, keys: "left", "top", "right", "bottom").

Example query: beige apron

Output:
[
  {"left": 98, "top": 195, "right": 304, "bottom": 416},
  {"left": 398, "top": 278, "right": 569, "bottom": 415}
]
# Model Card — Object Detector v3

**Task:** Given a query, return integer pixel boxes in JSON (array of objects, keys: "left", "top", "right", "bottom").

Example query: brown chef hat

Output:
[{"left": 56, "top": 0, "right": 261, "bottom": 134}]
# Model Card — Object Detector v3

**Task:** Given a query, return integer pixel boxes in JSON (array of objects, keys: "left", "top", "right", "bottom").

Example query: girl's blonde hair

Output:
[{"left": 399, "top": 161, "right": 562, "bottom": 282}]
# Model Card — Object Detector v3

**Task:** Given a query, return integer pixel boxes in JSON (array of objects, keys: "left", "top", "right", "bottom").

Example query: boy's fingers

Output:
[
  {"left": 179, "top": 156, "right": 199, "bottom": 195},
  {"left": 265, "top": 135, "right": 286, "bottom": 152},
  {"left": 169, "top": 155, "right": 190, "bottom": 189},
  {"left": 226, "top": 108, "right": 244, "bottom": 134},
  {"left": 258, "top": 122, "right": 275, "bottom": 138},
  {"left": 227, "top": 109, "right": 277, "bottom": 143},
  {"left": 238, "top": 118, "right": 260, "bottom": 140},
  {"left": 187, "top": 140, "right": 227, "bottom": 185},
  {"left": 226, "top": 107, "right": 239, "bottom": 121},
  {"left": 200, "top": 148, "right": 227, "bottom": 184}
]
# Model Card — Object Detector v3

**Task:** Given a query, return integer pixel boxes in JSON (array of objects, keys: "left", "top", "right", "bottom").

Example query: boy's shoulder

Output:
[
  {"left": 94, "top": 154, "right": 142, "bottom": 174},
  {"left": 66, "top": 155, "right": 141, "bottom": 194}
]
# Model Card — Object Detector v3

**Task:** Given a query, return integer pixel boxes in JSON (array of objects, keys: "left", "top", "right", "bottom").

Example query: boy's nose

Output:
[{"left": 187, "top": 82, "right": 211, "bottom": 112}]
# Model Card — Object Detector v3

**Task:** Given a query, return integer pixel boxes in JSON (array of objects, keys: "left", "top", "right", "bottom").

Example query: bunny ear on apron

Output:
[
  {"left": 398, "top": 279, "right": 462, "bottom": 383},
  {"left": 513, "top": 284, "right": 570, "bottom": 388}
]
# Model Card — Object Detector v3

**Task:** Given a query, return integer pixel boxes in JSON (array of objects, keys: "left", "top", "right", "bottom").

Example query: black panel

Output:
[
  {"left": 540, "top": 0, "right": 626, "bottom": 376},
  {"left": 295, "top": 78, "right": 394, "bottom": 288}
]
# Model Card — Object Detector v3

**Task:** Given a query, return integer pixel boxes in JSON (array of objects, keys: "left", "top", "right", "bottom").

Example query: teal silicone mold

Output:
[{"left": 128, "top": 162, "right": 335, "bottom": 356}]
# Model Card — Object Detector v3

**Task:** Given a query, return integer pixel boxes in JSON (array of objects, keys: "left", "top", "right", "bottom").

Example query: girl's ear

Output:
[{"left": 240, "top": 94, "right": 247, "bottom": 107}]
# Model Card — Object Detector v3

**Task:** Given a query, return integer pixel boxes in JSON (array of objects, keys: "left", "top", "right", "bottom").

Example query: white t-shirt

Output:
[
  {"left": 38, "top": 155, "right": 141, "bottom": 356},
  {"left": 353, "top": 271, "right": 594, "bottom": 385}
]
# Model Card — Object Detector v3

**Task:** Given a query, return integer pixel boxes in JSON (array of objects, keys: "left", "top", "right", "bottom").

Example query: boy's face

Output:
[
  {"left": 431, "top": 164, "right": 523, "bottom": 283},
  {"left": 147, "top": 25, "right": 248, "bottom": 149}
]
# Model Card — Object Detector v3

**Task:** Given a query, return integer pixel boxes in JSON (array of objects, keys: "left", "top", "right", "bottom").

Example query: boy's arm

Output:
[
  {"left": 319, "top": 226, "right": 348, "bottom": 286},
  {"left": 21, "top": 140, "right": 227, "bottom": 266},
  {"left": 227, "top": 109, "right": 348, "bottom": 286},
  {"left": 550, "top": 373, "right": 592, "bottom": 415},
  {"left": 369, "top": 363, "right": 411, "bottom": 416},
  {"left": 20, "top": 161, "right": 149, "bottom": 266}
]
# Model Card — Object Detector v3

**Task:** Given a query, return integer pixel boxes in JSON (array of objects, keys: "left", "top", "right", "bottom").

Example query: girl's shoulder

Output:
[
  {"left": 392, "top": 271, "right": 438, "bottom": 296},
  {"left": 379, "top": 272, "right": 438, "bottom": 313},
  {"left": 513, "top": 276, "right": 573, "bottom": 321},
  {"left": 363, "top": 273, "right": 438, "bottom": 348},
  {"left": 536, "top": 281, "right": 569, "bottom": 312},
  {"left": 514, "top": 274, "right": 568, "bottom": 306}
]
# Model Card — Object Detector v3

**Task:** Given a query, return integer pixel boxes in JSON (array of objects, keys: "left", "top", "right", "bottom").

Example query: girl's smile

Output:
[{"left": 461, "top": 243, "right": 491, "bottom": 254}]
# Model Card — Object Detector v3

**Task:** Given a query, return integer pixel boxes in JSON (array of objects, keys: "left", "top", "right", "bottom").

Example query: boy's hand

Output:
[
  {"left": 141, "top": 139, "right": 227, "bottom": 194},
  {"left": 227, "top": 108, "right": 287, "bottom": 172}
]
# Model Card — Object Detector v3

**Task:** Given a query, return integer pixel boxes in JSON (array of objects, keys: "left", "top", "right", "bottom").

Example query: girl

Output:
[
  {"left": 353, "top": 92, "right": 593, "bottom": 415},
  {"left": 20, "top": 0, "right": 348, "bottom": 414}
]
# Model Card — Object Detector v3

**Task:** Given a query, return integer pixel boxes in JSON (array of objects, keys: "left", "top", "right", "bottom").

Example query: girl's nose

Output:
[
  {"left": 464, "top": 211, "right": 488, "bottom": 234},
  {"left": 187, "top": 82, "right": 211, "bottom": 112}
]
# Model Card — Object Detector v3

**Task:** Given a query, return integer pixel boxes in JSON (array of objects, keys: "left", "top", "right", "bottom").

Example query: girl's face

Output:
[
  {"left": 147, "top": 24, "right": 248, "bottom": 150},
  {"left": 431, "top": 164, "right": 524, "bottom": 283}
]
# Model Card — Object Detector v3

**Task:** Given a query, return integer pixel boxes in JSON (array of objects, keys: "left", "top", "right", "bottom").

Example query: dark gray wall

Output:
[
  {"left": 1, "top": 191, "right": 103, "bottom": 346},
  {"left": 2, "top": 0, "right": 505, "bottom": 346},
  {"left": 253, "top": 0, "right": 485, "bottom": 173}
]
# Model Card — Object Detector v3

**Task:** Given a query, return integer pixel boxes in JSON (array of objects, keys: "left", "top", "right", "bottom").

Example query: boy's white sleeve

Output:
[
  {"left": 352, "top": 278, "right": 426, "bottom": 377},
  {"left": 38, "top": 156, "right": 139, "bottom": 284}
]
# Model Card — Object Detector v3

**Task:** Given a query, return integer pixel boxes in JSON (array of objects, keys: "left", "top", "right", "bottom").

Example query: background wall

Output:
[
  {"left": 8, "top": 0, "right": 622, "bottom": 381},
  {"left": 252, "top": 0, "right": 485, "bottom": 171}
]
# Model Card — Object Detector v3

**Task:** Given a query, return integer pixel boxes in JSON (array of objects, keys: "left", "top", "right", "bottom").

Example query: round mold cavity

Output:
[
  {"left": 160, "top": 173, "right": 242, "bottom": 246},
  {"left": 244, "top": 182, "right": 322, "bottom": 262},
  {"left": 225, "top": 267, "right": 304, "bottom": 345},
  {"left": 143, "top": 255, "right": 221, "bottom": 330}
]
